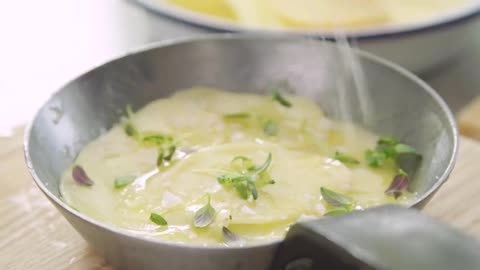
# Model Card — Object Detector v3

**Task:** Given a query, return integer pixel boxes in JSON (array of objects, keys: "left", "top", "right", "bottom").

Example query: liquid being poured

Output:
[{"left": 304, "top": 33, "right": 374, "bottom": 142}]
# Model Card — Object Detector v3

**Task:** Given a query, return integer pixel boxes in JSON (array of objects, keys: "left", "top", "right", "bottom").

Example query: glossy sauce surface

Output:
[{"left": 61, "top": 88, "right": 409, "bottom": 245}]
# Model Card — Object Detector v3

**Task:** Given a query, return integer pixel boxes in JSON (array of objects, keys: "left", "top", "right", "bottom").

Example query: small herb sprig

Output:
[
  {"left": 218, "top": 153, "right": 275, "bottom": 200},
  {"left": 272, "top": 91, "right": 292, "bottom": 108},
  {"left": 366, "top": 136, "right": 419, "bottom": 168},
  {"left": 365, "top": 136, "right": 422, "bottom": 199},
  {"left": 320, "top": 187, "right": 354, "bottom": 216}
]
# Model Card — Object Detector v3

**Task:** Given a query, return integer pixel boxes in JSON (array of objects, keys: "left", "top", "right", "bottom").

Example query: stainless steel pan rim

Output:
[{"left": 24, "top": 33, "right": 458, "bottom": 251}]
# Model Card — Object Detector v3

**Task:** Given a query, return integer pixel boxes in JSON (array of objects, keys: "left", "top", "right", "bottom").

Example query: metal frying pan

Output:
[{"left": 25, "top": 35, "right": 459, "bottom": 270}]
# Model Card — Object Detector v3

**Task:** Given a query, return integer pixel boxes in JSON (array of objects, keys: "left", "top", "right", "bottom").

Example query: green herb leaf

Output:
[
  {"left": 233, "top": 182, "right": 249, "bottom": 199},
  {"left": 194, "top": 195, "right": 216, "bottom": 228},
  {"left": 333, "top": 152, "right": 360, "bottom": 165},
  {"left": 150, "top": 213, "right": 168, "bottom": 226},
  {"left": 320, "top": 187, "right": 353, "bottom": 210},
  {"left": 163, "top": 145, "right": 176, "bottom": 161},
  {"left": 218, "top": 153, "right": 274, "bottom": 200},
  {"left": 324, "top": 209, "right": 349, "bottom": 216},
  {"left": 218, "top": 173, "right": 249, "bottom": 185},
  {"left": 114, "top": 175, "right": 136, "bottom": 189},
  {"left": 377, "top": 136, "right": 399, "bottom": 146},
  {"left": 272, "top": 91, "right": 292, "bottom": 108},
  {"left": 366, "top": 150, "right": 387, "bottom": 168},
  {"left": 222, "top": 226, "right": 242, "bottom": 246},
  {"left": 232, "top": 156, "right": 250, "bottom": 162},
  {"left": 263, "top": 120, "right": 278, "bottom": 136},
  {"left": 254, "top": 152, "right": 272, "bottom": 176},
  {"left": 156, "top": 144, "right": 176, "bottom": 167},
  {"left": 124, "top": 122, "right": 138, "bottom": 138},
  {"left": 141, "top": 134, "right": 174, "bottom": 147},
  {"left": 394, "top": 143, "right": 417, "bottom": 155},
  {"left": 247, "top": 180, "right": 258, "bottom": 200},
  {"left": 224, "top": 112, "right": 251, "bottom": 119},
  {"left": 156, "top": 150, "right": 165, "bottom": 167}
]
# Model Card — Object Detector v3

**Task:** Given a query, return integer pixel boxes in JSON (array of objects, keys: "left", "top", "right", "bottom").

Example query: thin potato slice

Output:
[{"left": 267, "top": 0, "right": 389, "bottom": 28}]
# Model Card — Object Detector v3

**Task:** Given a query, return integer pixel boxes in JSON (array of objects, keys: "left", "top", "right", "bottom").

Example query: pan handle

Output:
[{"left": 269, "top": 205, "right": 480, "bottom": 270}]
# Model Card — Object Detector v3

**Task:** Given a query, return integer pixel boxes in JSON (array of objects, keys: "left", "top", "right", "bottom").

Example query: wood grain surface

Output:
[{"left": 1, "top": 128, "right": 479, "bottom": 270}]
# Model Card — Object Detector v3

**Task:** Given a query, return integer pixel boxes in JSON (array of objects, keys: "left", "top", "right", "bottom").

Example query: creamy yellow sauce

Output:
[
  {"left": 60, "top": 88, "right": 411, "bottom": 245},
  {"left": 166, "top": 0, "right": 470, "bottom": 29}
]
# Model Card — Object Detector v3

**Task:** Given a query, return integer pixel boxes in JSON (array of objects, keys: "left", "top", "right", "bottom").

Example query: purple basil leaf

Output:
[
  {"left": 72, "top": 165, "right": 94, "bottom": 186},
  {"left": 385, "top": 174, "right": 409, "bottom": 199}
]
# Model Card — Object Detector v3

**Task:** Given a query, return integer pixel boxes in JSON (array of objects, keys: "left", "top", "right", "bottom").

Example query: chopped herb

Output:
[
  {"left": 141, "top": 134, "right": 174, "bottom": 147},
  {"left": 333, "top": 152, "right": 360, "bottom": 165},
  {"left": 320, "top": 187, "right": 353, "bottom": 211},
  {"left": 222, "top": 226, "right": 242, "bottom": 245},
  {"left": 150, "top": 213, "right": 168, "bottom": 226},
  {"left": 272, "top": 91, "right": 292, "bottom": 108},
  {"left": 163, "top": 145, "right": 176, "bottom": 161},
  {"left": 218, "top": 173, "right": 250, "bottom": 185},
  {"left": 366, "top": 150, "right": 386, "bottom": 167},
  {"left": 114, "top": 175, "right": 136, "bottom": 189},
  {"left": 364, "top": 136, "right": 421, "bottom": 199},
  {"left": 72, "top": 165, "right": 94, "bottom": 186},
  {"left": 394, "top": 144, "right": 417, "bottom": 155},
  {"left": 232, "top": 156, "right": 250, "bottom": 162},
  {"left": 194, "top": 194, "right": 216, "bottom": 228},
  {"left": 229, "top": 215, "right": 232, "bottom": 220},
  {"left": 378, "top": 137, "right": 418, "bottom": 157},
  {"left": 124, "top": 123, "right": 138, "bottom": 138},
  {"left": 377, "top": 136, "right": 399, "bottom": 146},
  {"left": 218, "top": 153, "right": 275, "bottom": 200},
  {"left": 156, "top": 144, "right": 177, "bottom": 168},
  {"left": 263, "top": 120, "right": 279, "bottom": 136},
  {"left": 385, "top": 169, "right": 409, "bottom": 199},
  {"left": 224, "top": 112, "right": 251, "bottom": 119},
  {"left": 324, "top": 209, "right": 349, "bottom": 216}
]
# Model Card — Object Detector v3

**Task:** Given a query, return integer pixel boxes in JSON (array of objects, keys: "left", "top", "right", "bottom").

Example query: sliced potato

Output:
[
  {"left": 167, "top": 0, "right": 235, "bottom": 20},
  {"left": 267, "top": 0, "right": 389, "bottom": 28},
  {"left": 226, "top": 0, "right": 284, "bottom": 27}
]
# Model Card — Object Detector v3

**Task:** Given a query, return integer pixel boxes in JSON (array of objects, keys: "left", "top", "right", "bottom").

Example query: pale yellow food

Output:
[
  {"left": 60, "top": 88, "right": 408, "bottom": 245},
  {"left": 166, "top": 0, "right": 470, "bottom": 29}
]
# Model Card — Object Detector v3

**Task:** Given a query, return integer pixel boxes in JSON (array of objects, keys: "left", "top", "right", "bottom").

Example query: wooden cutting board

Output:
[{"left": 1, "top": 127, "right": 479, "bottom": 270}]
